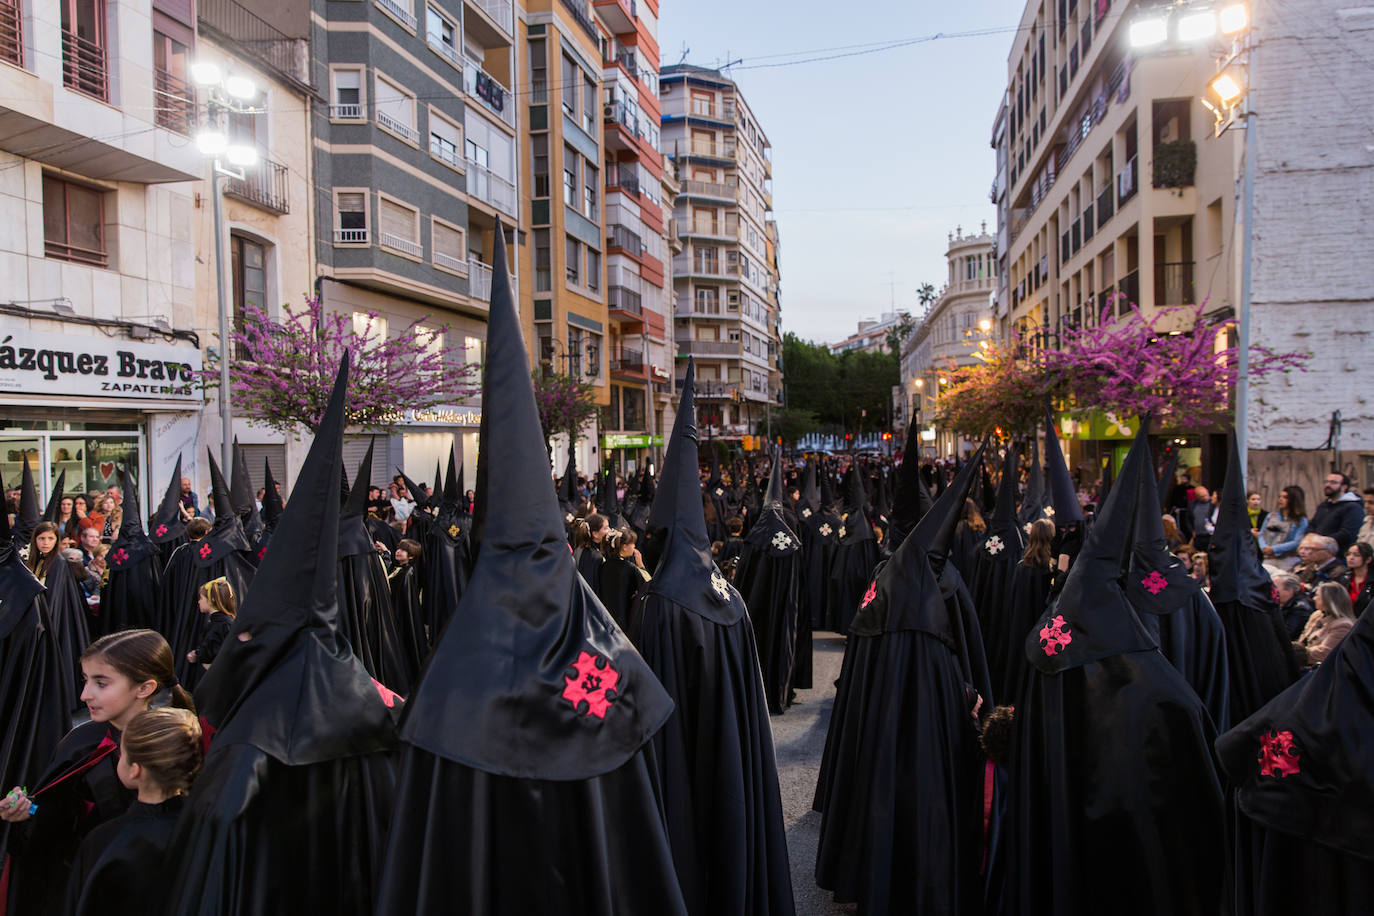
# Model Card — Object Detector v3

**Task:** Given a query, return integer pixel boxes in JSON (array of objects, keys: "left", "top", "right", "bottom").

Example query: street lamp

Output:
[{"left": 192, "top": 62, "right": 262, "bottom": 473}]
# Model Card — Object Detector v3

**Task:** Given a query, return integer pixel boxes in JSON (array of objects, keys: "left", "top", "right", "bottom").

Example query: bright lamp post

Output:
[
  {"left": 1128, "top": 1, "right": 1253, "bottom": 464},
  {"left": 192, "top": 62, "right": 263, "bottom": 473}
]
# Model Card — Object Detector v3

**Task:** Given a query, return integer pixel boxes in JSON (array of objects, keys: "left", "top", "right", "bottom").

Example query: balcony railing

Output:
[
  {"left": 375, "top": 0, "right": 418, "bottom": 30},
  {"left": 470, "top": 0, "right": 514, "bottom": 34},
  {"left": 430, "top": 136, "right": 462, "bottom": 169},
  {"left": 464, "top": 61, "right": 514, "bottom": 127},
  {"left": 428, "top": 34, "right": 462, "bottom": 68},
  {"left": 676, "top": 339, "right": 741, "bottom": 356},
  {"left": 1097, "top": 185, "right": 1114, "bottom": 228},
  {"left": 223, "top": 156, "right": 291, "bottom": 214},
  {"left": 466, "top": 158, "right": 517, "bottom": 216},
  {"left": 62, "top": 28, "right": 108, "bottom": 101},
  {"left": 607, "top": 223, "right": 644, "bottom": 256},
  {"left": 610, "top": 348, "right": 645, "bottom": 373},
  {"left": 380, "top": 232, "right": 423, "bottom": 258},
  {"left": 560, "top": 0, "right": 598, "bottom": 41},
  {"left": 334, "top": 227, "right": 369, "bottom": 244},
  {"left": 330, "top": 103, "right": 363, "bottom": 119},
  {"left": 608, "top": 285, "right": 642, "bottom": 315},
  {"left": 1082, "top": 203, "right": 1095, "bottom": 243},
  {"left": 467, "top": 257, "right": 516, "bottom": 302},
  {"left": 434, "top": 250, "right": 466, "bottom": 273},
  {"left": 682, "top": 179, "right": 734, "bottom": 199},
  {"left": 377, "top": 109, "right": 420, "bottom": 144},
  {"left": 1118, "top": 269, "right": 1140, "bottom": 311},
  {"left": 1154, "top": 261, "right": 1195, "bottom": 306},
  {"left": 154, "top": 68, "right": 196, "bottom": 135},
  {"left": 0, "top": 0, "right": 22, "bottom": 67},
  {"left": 1117, "top": 154, "right": 1138, "bottom": 205},
  {"left": 608, "top": 165, "right": 640, "bottom": 197},
  {"left": 199, "top": 0, "right": 309, "bottom": 85}
]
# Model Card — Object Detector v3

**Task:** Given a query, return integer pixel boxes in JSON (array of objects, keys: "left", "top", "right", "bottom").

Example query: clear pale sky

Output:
[{"left": 660, "top": 0, "right": 1028, "bottom": 346}]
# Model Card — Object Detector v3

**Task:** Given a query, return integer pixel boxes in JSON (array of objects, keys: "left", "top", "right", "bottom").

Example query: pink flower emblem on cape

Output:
[
  {"left": 860, "top": 580, "right": 878, "bottom": 609},
  {"left": 1141, "top": 570, "right": 1168, "bottom": 595},
  {"left": 1039, "top": 615, "right": 1073, "bottom": 656},
  {"left": 1257, "top": 729, "right": 1301, "bottom": 778},
  {"left": 562, "top": 651, "right": 621, "bottom": 719}
]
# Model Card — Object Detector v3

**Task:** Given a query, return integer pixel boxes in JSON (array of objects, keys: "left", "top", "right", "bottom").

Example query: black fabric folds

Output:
[
  {"left": 147, "top": 456, "right": 188, "bottom": 569},
  {"left": 971, "top": 444, "right": 1026, "bottom": 699},
  {"left": 420, "top": 449, "right": 471, "bottom": 648},
  {"left": 97, "top": 467, "right": 161, "bottom": 635},
  {"left": 64, "top": 795, "right": 185, "bottom": 916}
]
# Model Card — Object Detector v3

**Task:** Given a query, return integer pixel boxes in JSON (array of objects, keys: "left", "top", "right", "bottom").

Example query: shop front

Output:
[
  {"left": 380, "top": 405, "right": 483, "bottom": 496},
  {"left": 0, "top": 325, "right": 203, "bottom": 516},
  {"left": 600, "top": 433, "right": 664, "bottom": 477}
]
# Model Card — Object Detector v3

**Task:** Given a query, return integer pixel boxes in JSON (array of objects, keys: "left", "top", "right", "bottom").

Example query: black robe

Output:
[
  {"left": 420, "top": 508, "right": 472, "bottom": 647},
  {"left": 96, "top": 545, "right": 161, "bottom": 636},
  {"left": 337, "top": 549, "right": 414, "bottom": 694},
  {"left": 732, "top": 517, "right": 801, "bottom": 714},
  {"left": 4, "top": 721, "right": 132, "bottom": 915},
  {"left": 995, "top": 562, "right": 1053, "bottom": 699},
  {"left": 38, "top": 558, "right": 90, "bottom": 708},
  {"left": 824, "top": 512, "right": 879, "bottom": 636},
  {"left": 596, "top": 555, "right": 644, "bottom": 629},
  {"left": 159, "top": 544, "right": 255, "bottom": 690},
  {"left": 800, "top": 508, "right": 840, "bottom": 630},
  {"left": 387, "top": 562, "right": 427, "bottom": 677},
  {"left": 63, "top": 796, "right": 185, "bottom": 916},
  {"left": 573, "top": 546, "right": 603, "bottom": 596},
  {"left": 814, "top": 558, "right": 991, "bottom": 916},
  {"left": 1143, "top": 590, "right": 1231, "bottom": 732},
  {"left": 163, "top": 742, "right": 397, "bottom": 916},
  {"left": 970, "top": 531, "right": 1025, "bottom": 700}
]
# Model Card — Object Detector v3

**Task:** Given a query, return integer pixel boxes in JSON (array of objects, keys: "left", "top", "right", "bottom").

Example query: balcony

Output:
[
  {"left": 1117, "top": 154, "right": 1138, "bottom": 206},
  {"left": 681, "top": 179, "right": 735, "bottom": 200},
  {"left": 610, "top": 348, "right": 646, "bottom": 377},
  {"left": 330, "top": 103, "right": 363, "bottom": 120},
  {"left": 434, "top": 250, "right": 466, "bottom": 273},
  {"left": 1082, "top": 203, "right": 1095, "bottom": 243},
  {"left": 334, "top": 227, "right": 369, "bottom": 244},
  {"left": 594, "top": 0, "right": 636, "bottom": 34},
  {"left": 1152, "top": 139, "right": 1197, "bottom": 190},
  {"left": 468, "top": 0, "right": 513, "bottom": 36},
  {"left": 380, "top": 232, "right": 422, "bottom": 258},
  {"left": 377, "top": 109, "right": 420, "bottom": 144},
  {"left": 375, "top": 0, "right": 418, "bottom": 30},
  {"left": 154, "top": 68, "right": 196, "bottom": 136},
  {"left": 428, "top": 33, "right": 463, "bottom": 69},
  {"left": 466, "top": 158, "right": 517, "bottom": 216},
  {"left": 0, "top": 0, "right": 20, "bottom": 67},
  {"left": 467, "top": 257, "right": 517, "bottom": 302},
  {"left": 560, "top": 0, "right": 599, "bottom": 41},
  {"left": 1118, "top": 269, "right": 1140, "bottom": 311},
  {"left": 464, "top": 62, "right": 514, "bottom": 128},
  {"left": 608, "top": 285, "right": 643, "bottom": 316},
  {"left": 607, "top": 223, "right": 645, "bottom": 257},
  {"left": 199, "top": 0, "right": 309, "bottom": 86},
  {"left": 223, "top": 156, "right": 291, "bottom": 215},
  {"left": 1154, "top": 261, "right": 1195, "bottom": 306},
  {"left": 677, "top": 339, "right": 741, "bottom": 356},
  {"left": 62, "top": 28, "right": 108, "bottom": 101},
  {"left": 1097, "top": 185, "right": 1114, "bottom": 228},
  {"left": 607, "top": 165, "right": 640, "bottom": 198}
]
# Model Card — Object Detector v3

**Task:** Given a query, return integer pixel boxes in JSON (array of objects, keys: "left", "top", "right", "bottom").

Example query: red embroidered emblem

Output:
[
  {"left": 1142, "top": 570, "right": 1168, "bottom": 595},
  {"left": 1271, "top": 584, "right": 1281, "bottom": 604},
  {"left": 154, "top": 524, "right": 168, "bottom": 537},
  {"left": 198, "top": 543, "right": 213, "bottom": 559},
  {"left": 1257, "top": 729, "right": 1301, "bottom": 778},
  {"left": 110, "top": 547, "right": 128, "bottom": 567},
  {"left": 371, "top": 678, "right": 403, "bottom": 708},
  {"left": 562, "top": 650, "right": 620, "bottom": 719},
  {"left": 860, "top": 580, "right": 878, "bottom": 609},
  {"left": 1039, "top": 615, "right": 1073, "bottom": 656},
  {"left": 257, "top": 545, "right": 267, "bottom": 560}
]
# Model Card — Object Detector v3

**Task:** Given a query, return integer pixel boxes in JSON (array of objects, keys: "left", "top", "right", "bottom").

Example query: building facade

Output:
[
  {"left": 902, "top": 225, "right": 997, "bottom": 458},
  {"left": 0, "top": 0, "right": 205, "bottom": 512},
  {"left": 830, "top": 312, "right": 907, "bottom": 356},
  {"left": 661, "top": 64, "right": 780, "bottom": 445}
]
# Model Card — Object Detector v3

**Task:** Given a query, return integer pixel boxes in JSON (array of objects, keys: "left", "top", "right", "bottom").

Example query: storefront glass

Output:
[{"left": 0, "top": 419, "right": 144, "bottom": 507}]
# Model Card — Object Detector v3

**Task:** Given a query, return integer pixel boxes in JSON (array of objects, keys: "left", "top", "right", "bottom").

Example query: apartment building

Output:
[
  {"left": 903, "top": 226, "right": 997, "bottom": 458},
  {"left": 0, "top": 0, "right": 205, "bottom": 511},
  {"left": 661, "top": 64, "right": 780, "bottom": 443},
  {"left": 830, "top": 312, "right": 907, "bottom": 356}
]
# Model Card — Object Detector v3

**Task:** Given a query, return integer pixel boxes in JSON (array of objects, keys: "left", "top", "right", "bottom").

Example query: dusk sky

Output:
[{"left": 660, "top": 0, "right": 1028, "bottom": 346}]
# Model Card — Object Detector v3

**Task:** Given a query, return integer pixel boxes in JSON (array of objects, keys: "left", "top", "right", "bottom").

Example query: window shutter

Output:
[
  {"left": 380, "top": 199, "right": 416, "bottom": 242},
  {"left": 433, "top": 222, "right": 463, "bottom": 260}
]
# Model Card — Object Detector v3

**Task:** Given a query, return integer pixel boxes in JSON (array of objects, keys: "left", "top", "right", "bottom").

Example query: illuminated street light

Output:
[
  {"left": 1210, "top": 71, "right": 1245, "bottom": 106},
  {"left": 190, "top": 60, "right": 222, "bottom": 86},
  {"left": 978, "top": 318, "right": 992, "bottom": 332},
  {"left": 1219, "top": 3, "right": 1248, "bottom": 34},
  {"left": 1129, "top": 17, "right": 1169, "bottom": 48},
  {"left": 1177, "top": 10, "right": 1218, "bottom": 41},
  {"left": 225, "top": 144, "right": 258, "bottom": 168},
  {"left": 224, "top": 74, "right": 259, "bottom": 100},
  {"left": 195, "top": 129, "right": 228, "bottom": 156}
]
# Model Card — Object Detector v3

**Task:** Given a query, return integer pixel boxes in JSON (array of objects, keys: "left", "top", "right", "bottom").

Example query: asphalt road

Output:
[{"left": 772, "top": 631, "right": 854, "bottom": 916}]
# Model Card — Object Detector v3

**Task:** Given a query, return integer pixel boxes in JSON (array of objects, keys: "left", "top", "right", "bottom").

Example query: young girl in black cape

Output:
[
  {"left": 571, "top": 513, "right": 608, "bottom": 592},
  {"left": 0, "top": 629, "right": 193, "bottom": 913},
  {"left": 596, "top": 528, "right": 647, "bottom": 628},
  {"left": 63, "top": 707, "right": 203, "bottom": 916}
]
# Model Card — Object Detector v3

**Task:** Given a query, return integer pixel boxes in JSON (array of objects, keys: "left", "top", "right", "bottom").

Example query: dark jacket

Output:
[
  {"left": 192, "top": 611, "right": 233, "bottom": 664},
  {"left": 1296, "top": 558, "right": 1350, "bottom": 591},
  {"left": 1280, "top": 593, "right": 1316, "bottom": 641},
  {"left": 1310, "top": 491, "right": 1364, "bottom": 553}
]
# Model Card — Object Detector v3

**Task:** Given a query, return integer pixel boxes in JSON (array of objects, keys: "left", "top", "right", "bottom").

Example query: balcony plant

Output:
[{"left": 1152, "top": 139, "right": 1197, "bottom": 192}]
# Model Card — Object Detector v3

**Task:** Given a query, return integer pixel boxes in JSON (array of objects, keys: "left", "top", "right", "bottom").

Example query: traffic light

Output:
[{"left": 881, "top": 432, "right": 893, "bottom": 441}]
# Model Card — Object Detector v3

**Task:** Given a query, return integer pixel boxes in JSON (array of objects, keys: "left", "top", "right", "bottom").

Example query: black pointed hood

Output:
[
  {"left": 1126, "top": 423, "right": 1199, "bottom": 614},
  {"left": 42, "top": 470, "right": 65, "bottom": 523},
  {"left": 1207, "top": 432, "right": 1274, "bottom": 609},
  {"left": 558, "top": 450, "right": 578, "bottom": 513},
  {"left": 911, "top": 440, "right": 986, "bottom": 576},
  {"left": 819, "top": 460, "right": 837, "bottom": 512},
  {"left": 1157, "top": 448, "right": 1179, "bottom": 511},
  {"left": 230, "top": 441, "right": 263, "bottom": 539},
  {"left": 260, "top": 458, "right": 284, "bottom": 528},
  {"left": 399, "top": 225, "right": 672, "bottom": 779},
  {"left": 744, "top": 445, "right": 801, "bottom": 560},
  {"left": 12, "top": 461, "right": 39, "bottom": 548},
  {"left": 339, "top": 437, "right": 377, "bottom": 558},
  {"left": 107, "top": 466, "right": 157, "bottom": 571},
  {"left": 443, "top": 449, "right": 462, "bottom": 505},
  {"left": 889, "top": 424, "right": 933, "bottom": 544},
  {"left": 148, "top": 456, "right": 186, "bottom": 544},
  {"left": 1044, "top": 410, "right": 1085, "bottom": 524},
  {"left": 838, "top": 462, "right": 874, "bottom": 543},
  {"left": 987, "top": 442, "right": 1023, "bottom": 543},
  {"left": 647, "top": 358, "right": 747, "bottom": 622},
  {"left": 798, "top": 460, "right": 820, "bottom": 518},
  {"left": 764, "top": 446, "right": 785, "bottom": 506},
  {"left": 0, "top": 498, "right": 43, "bottom": 638},
  {"left": 1027, "top": 424, "right": 1157, "bottom": 674},
  {"left": 396, "top": 466, "right": 429, "bottom": 512},
  {"left": 197, "top": 450, "right": 251, "bottom": 565},
  {"left": 195, "top": 353, "right": 396, "bottom": 765},
  {"left": 432, "top": 459, "right": 444, "bottom": 505},
  {"left": 1017, "top": 430, "right": 1046, "bottom": 525}
]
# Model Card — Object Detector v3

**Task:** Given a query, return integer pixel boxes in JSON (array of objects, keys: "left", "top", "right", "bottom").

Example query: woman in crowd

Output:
[
  {"left": 25, "top": 520, "right": 61, "bottom": 584},
  {"left": 1344, "top": 541, "right": 1373, "bottom": 616},
  {"left": 571, "top": 513, "right": 608, "bottom": 593},
  {"left": 596, "top": 527, "right": 647, "bottom": 628},
  {"left": 56, "top": 495, "right": 77, "bottom": 539},
  {"left": 1295, "top": 581, "right": 1356, "bottom": 668},
  {"left": 96, "top": 496, "right": 121, "bottom": 546},
  {"left": 1260, "top": 485, "right": 1308, "bottom": 571},
  {"left": 63, "top": 708, "right": 203, "bottom": 916}
]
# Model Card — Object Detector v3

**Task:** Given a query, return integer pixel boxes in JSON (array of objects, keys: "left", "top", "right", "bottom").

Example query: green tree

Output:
[
  {"left": 884, "top": 311, "right": 916, "bottom": 358},
  {"left": 763, "top": 407, "right": 820, "bottom": 444}
]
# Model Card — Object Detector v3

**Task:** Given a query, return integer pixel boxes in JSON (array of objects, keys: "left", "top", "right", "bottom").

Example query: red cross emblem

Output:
[
  {"left": 1257, "top": 729, "right": 1301, "bottom": 778},
  {"left": 154, "top": 524, "right": 168, "bottom": 537},
  {"left": 199, "top": 542, "right": 213, "bottom": 559},
  {"left": 1039, "top": 615, "right": 1073, "bottom": 657},
  {"left": 110, "top": 547, "right": 129, "bottom": 567},
  {"left": 860, "top": 580, "right": 878, "bottom": 609},
  {"left": 562, "top": 651, "right": 620, "bottom": 719},
  {"left": 1141, "top": 570, "right": 1168, "bottom": 595}
]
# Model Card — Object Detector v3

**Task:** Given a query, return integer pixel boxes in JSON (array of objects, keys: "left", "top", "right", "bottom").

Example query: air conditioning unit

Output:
[{"left": 604, "top": 104, "right": 617, "bottom": 119}]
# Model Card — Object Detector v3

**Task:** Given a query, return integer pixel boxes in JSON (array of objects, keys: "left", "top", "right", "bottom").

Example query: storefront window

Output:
[{"left": 0, "top": 420, "right": 144, "bottom": 506}]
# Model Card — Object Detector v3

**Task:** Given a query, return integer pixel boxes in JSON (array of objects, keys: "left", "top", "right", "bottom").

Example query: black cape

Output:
[
  {"left": 36, "top": 557, "right": 90, "bottom": 709},
  {"left": 970, "top": 446, "right": 1026, "bottom": 700},
  {"left": 387, "top": 562, "right": 427, "bottom": 678},
  {"left": 824, "top": 472, "right": 879, "bottom": 636},
  {"left": 597, "top": 554, "right": 644, "bottom": 629},
  {"left": 420, "top": 454, "right": 472, "bottom": 648},
  {"left": 159, "top": 541, "right": 254, "bottom": 690},
  {"left": 147, "top": 458, "right": 188, "bottom": 572},
  {"left": 96, "top": 468, "right": 161, "bottom": 635},
  {"left": 733, "top": 466, "right": 802, "bottom": 714},
  {"left": 995, "top": 561, "right": 1053, "bottom": 700},
  {"left": 63, "top": 795, "right": 185, "bottom": 916}
]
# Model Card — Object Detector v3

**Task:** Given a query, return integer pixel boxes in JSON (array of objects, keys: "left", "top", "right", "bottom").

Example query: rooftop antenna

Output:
[{"left": 676, "top": 43, "right": 689, "bottom": 66}]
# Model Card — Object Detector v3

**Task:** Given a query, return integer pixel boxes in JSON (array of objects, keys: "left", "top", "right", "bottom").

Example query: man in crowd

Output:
[
  {"left": 1358, "top": 486, "right": 1374, "bottom": 551},
  {"left": 1273, "top": 572, "right": 1316, "bottom": 640},
  {"left": 1310, "top": 472, "right": 1363, "bottom": 553},
  {"left": 180, "top": 475, "right": 201, "bottom": 517},
  {"left": 1294, "top": 534, "right": 1349, "bottom": 590}
]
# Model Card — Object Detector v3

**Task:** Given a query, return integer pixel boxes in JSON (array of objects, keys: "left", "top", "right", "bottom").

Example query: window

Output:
[
  {"left": 565, "top": 235, "right": 581, "bottom": 284},
  {"left": 567, "top": 326, "right": 584, "bottom": 377},
  {"left": 335, "top": 191, "right": 368, "bottom": 244},
  {"left": 43, "top": 174, "right": 106, "bottom": 267},
  {"left": 534, "top": 230, "right": 551, "bottom": 291},
  {"left": 463, "top": 335, "right": 483, "bottom": 366},
  {"left": 528, "top": 39, "right": 547, "bottom": 102},
  {"left": 531, "top": 135, "right": 549, "bottom": 197},
  {"left": 352, "top": 311, "right": 387, "bottom": 342},
  {"left": 562, "top": 144, "right": 577, "bottom": 207},
  {"left": 691, "top": 90, "right": 714, "bottom": 117},
  {"left": 378, "top": 196, "right": 420, "bottom": 257},
  {"left": 561, "top": 54, "right": 578, "bottom": 115},
  {"left": 375, "top": 75, "right": 418, "bottom": 143},
  {"left": 233, "top": 235, "right": 268, "bottom": 358},
  {"left": 426, "top": 6, "right": 459, "bottom": 65},
  {"left": 331, "top": 68, "right": 364, "bottom": 119},
  {"left": 582, "top": 163, "right": 597, "bottom": 220},
  {"left": 429, "top": 108, "right": 462, "bottom": 169},
  {"left": 692, "top": 207, "right": 717, "bottom": 234},
  {"left": 61, "top": 0, "right": 108, "bottom": 100},
  {"left": 582, "top": 75, "right": 596, "bottom": 133},
  {"left": 586, "top": 248, "right": 600, "bottom": 293},
  {"left": 152, "top": 31, "right": 193, "bottom": 134},
  {"left": 695, "top": 287, "right": 718, "bottom": 312},
  {"left": 431, "top": 217, "right": 465, "bottom": 273}
]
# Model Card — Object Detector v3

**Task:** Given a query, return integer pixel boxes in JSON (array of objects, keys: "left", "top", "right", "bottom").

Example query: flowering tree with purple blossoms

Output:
[
  {"left": 203, "top": 298, "right": 480, "bottom": 435},
  {"left": 532, "top": 370, "right": 598, "bottom": 456}
]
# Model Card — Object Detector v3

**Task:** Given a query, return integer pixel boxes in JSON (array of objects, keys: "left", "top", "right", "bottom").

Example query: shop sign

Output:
[
  {"left": 1057, "top": 410, "right": 1139, "bottom": 441},
  {"left": 601, "top": 434, "right": 664, "bottom": 449},
  {"left": 379, "top": 405, "right": 483, "bottom": 427},
  {"left": 0, "top": 327, "right": 201, "bottom": 402}
]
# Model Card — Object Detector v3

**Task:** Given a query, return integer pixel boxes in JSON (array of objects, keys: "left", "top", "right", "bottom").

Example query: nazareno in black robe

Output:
[
  {"left": 596, "top": 554, "right": 644, "bottom": 629},
  {"left": 995, "top": 560, "right": 1053, "bottom": 700},
  {"left": 1215, "top": 602, "right": 1374, "bottom": 915},
  {"left": 824, "top": 465, "right": 879, "bottom": 636},
  {"left": 164, "top": 355, "right": 400, "bottom": 916},
  {"left": 0, "top": 516, "right": 73, "bottom": 868},
  {"left": 375, "top": 230, "right": 687, "bottom": 916},
  {"left": 420, "top": 451, "right": 471, "bottom": 648},
  {"left": 623, "top": 359, "right": 794, "bottom": 916},
  {"left": 96, "top": 467, "right": 161, "bottom": 636},
  {"left": 37, "top": 555, "right": 91, "bottom": 708},
  {"left": 147, "top": 457, "right": 188, "bottom": 572},
  {"left": 970, "top": 444, "right": 1026, "bottom": 700},
  {"left": 995, "top": 423, "right": 1225, "bottom": 916},
  {"left": 63, "top": 795, "right": 186, "bottom": 916},
  {"left": 387, "top": 560, "right": 427, "bottom": 677},
  {"left": 813, "top": 444, "right": 991, "bottom": 916}
]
